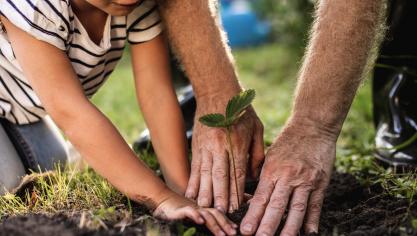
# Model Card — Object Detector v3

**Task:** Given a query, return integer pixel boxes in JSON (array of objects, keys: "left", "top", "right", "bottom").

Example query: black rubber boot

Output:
[
  {"left": 372, "top": 0, "right": 417, "bottom": 168},
  {"left": 133, "top": 85, "right": 196, "bottom": 152}
]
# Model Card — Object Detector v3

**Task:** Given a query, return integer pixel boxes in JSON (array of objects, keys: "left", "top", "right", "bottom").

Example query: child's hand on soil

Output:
[{"left": 153, "top": 192, "right": 238, "bottom": 236}]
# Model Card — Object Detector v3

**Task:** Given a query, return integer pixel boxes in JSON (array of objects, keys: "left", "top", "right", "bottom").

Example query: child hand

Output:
[{"left": 153, "top": 193, "right": 238, "bottom": 236}]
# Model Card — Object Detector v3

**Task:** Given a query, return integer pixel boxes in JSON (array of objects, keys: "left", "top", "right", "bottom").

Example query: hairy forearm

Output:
[
  {"left": 156, "top": 0, "right": 241, "bottom": 102},
  {"left": 291, "top": 0, "right": 387, "bottom": 138}
]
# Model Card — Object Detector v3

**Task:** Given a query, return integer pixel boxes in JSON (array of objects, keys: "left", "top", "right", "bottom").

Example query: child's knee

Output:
[{"left": 0, "top": 126, "right": 26, "bottom": 195}]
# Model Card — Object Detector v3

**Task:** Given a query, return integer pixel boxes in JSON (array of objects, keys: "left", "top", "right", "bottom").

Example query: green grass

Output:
[
  {"left": 1, "top": 43, "right": 416, "bottom": 228},
  {"left": 0, "top": 166, "right": 123, "bottom": 217}
]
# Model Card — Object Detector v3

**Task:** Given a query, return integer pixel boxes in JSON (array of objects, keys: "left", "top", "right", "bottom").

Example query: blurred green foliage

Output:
[{"left": 252, "top": 0, "right": 315, "bottom": 50}]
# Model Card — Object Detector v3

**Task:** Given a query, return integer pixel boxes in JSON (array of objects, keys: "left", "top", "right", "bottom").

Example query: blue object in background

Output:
[{"left": 220, "top": 0, "right": 271, "bottom": 48}]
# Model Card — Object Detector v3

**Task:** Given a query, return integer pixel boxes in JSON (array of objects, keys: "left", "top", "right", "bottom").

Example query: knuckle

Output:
[
  {"left": 214, "top": 195, "right": 226, "bottom": 203},
  {"left": 200, "top": 166, "right": 212, "bottom": 175},
  {"left": 311, "top": 169, "right": 324, "bottom": 178},
  {"left": 211, "top": 129, "right": 224, "bottom": 140},
  {"left": 291, "top": 202, "right": 306, "bottom": 212},
  {"left": 309, "top": 201, "right": 322, "bottom": 213},
  {"left": 282, "top": 165, "right": 299, "bottom": 177},
  {"left": 198, "top": 200, "right": 210, "bottom": 207},
  {"left": 212, "top": 168, "right": 228, "bottom": 179},
  {"left": 252, "top": 195, "right": 269, "bottom": 207},
  {"left": 260, "top": 171, "right": 274, "bottom": 180},
  {"left": 234, "top": 167, "right": 246, "bottom": 180},
  {"left": 269, "top": 198, "right": 287, "bottom": 211},
  {"left": 190, "top": 160, "right": 200, "bottom": 169},
  {"left": 198, "top": 190, "right": 210, "bottom": 198},
  {"left": 299, "top": 184, "right": 314, "bottom": 192}
]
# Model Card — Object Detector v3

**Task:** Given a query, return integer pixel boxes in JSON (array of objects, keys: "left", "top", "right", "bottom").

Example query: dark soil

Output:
[
  {"left": 1, "top": 172, "right": 416, "bottom": 236},
  {"left": 318, "top": 173, "right": 417, "bottom": 236}
]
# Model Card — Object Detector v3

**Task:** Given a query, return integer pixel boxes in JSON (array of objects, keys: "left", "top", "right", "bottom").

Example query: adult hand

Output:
[
  {"left": 185, "top": 96, "right": 265, "bottom": 213},
  {"left": 240, "top": 119, "right": 336, "bottom": 236}
]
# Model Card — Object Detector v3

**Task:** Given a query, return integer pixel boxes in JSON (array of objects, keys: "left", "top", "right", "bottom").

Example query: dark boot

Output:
[{"left": 372, "top": 0, "right": 417, "bottom": 167}]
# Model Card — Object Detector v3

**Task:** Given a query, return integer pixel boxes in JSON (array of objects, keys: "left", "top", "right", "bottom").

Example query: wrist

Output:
[
  {"left": 133, "top": 185, "right": 174, "bottom": 211},
  {"left": 193, "top": 76, "right": 241, "bottom": 100},
  {"left": 286, "top": 114, "right": 341, "bottom": 142},
  {"left": 194, "top": 86, "right": 242, "bottom": 113}
]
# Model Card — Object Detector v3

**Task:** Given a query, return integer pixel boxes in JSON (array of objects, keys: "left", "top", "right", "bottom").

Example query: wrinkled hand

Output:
[
  {"left": 240, "top": 120, "right": 336, "bottom": 236},
  {"left": 153, "top": 192, "right": 237, "bottom": 236},
  {"left": 185, "top": 102, "right": 265, "bottom": 213}
]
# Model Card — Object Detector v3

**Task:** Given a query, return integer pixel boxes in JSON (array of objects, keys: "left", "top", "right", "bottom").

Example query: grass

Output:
[
  {"left": 1, "top": 43, "right": 416, "bottom": 230},
  {"left": 0, "top": 167, "right": 123, "bottom": 217}
]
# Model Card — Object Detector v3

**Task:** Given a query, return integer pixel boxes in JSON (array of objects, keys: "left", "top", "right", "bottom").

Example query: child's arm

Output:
[
  {"left": 130, "top": 35, "right": 190, "bottom": 195},
  {"left": 1, "top": 17, "right": 235, "bottom": 236}
]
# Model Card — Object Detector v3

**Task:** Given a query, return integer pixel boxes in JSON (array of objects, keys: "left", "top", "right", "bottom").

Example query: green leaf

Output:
[
  {"left": 223, "top": 110, "right": 247, "bottom": 127},
  {"left": 226, "top": 89, "right": 256, "bottom": 120},
  {"left": 199, "top": 113, "right": 226, "bottom": 127},
  {"left": 183, "top": 227, "right": 197, "bottom": 236}
]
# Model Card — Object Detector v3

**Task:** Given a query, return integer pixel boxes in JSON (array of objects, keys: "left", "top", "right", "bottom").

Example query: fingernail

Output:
[
  {"left": 242, "top": 224, "right": 253, "bottom": 232},
  {"left": 229, "top": 228, "right": 237, "bottom": 235},
  {"left": 198, "top": 217, "right": 204, "bottom": 223},
  {"left": 232, "top": 223, "right": 238, "bottom": 228},
  {"left": 219, "top": 231, "right": 226, "bottom": 236}
]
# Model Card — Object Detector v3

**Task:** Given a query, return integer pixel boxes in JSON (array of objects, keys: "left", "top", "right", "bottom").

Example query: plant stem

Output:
[{"left": 226, "top": 127, "right": 240, "bottom": 208}]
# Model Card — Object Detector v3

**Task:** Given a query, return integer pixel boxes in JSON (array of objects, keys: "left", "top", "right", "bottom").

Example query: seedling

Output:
[{"left": 198, "top": 89, "right": 256, "bottom": 208}]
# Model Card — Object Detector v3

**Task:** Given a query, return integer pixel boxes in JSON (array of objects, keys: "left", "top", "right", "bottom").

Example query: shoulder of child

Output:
[{"left": 0, "top": 0, "right": 71, "bottom": 50}]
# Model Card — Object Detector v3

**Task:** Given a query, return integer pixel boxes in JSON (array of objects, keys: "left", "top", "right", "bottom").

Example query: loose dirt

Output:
[{"left": 1, "top": 172, "right": 416, "bottom": 235}]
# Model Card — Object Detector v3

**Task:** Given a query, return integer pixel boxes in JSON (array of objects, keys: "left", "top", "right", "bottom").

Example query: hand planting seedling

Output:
[{"left": 198, "top": 89, "right": 256, "bottom": 208}]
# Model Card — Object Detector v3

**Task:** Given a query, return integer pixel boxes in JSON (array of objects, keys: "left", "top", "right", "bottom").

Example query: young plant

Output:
[{"left": 198, "top": 89, "right": 256, "bottom": 208}]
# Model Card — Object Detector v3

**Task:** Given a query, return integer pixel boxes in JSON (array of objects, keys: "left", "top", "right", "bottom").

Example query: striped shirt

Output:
[{"left": 0, "top": 0, "right": 162, "bottom": 124}]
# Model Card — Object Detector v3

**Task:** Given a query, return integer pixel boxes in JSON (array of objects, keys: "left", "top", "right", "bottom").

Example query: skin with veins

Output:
[
  {"left": 156, "top": 0, "right": 265, "bottom": 213},
  {"left": 124, "top": 0, "right": 387, "bottom": 234},
  {"left": 240, "top": 0, "right": 387, "bottom": 235},
  {"left": 292, "top": 0, "right": 387, "bottom": 131},
  {"left": 155, "top": 0, "right": 387, "bottom": 235},
  {"left": 155, "top": 0, "right": 241, "bottom": 99}
]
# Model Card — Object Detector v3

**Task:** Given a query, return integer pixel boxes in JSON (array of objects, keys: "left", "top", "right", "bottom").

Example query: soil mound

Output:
[{"left": 1, "top": 173, "right": 416, "bottom": 236}]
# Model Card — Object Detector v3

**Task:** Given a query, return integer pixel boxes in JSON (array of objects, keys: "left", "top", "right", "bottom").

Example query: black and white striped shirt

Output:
[{"left": 0, "top": 0, "right": 162, "bottom": 124}]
